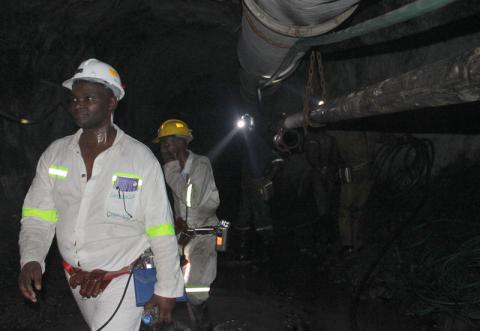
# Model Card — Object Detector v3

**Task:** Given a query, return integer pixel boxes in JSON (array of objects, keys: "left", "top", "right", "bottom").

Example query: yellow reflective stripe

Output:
[
  {"left": 112, "top": 172, "right": 141, "bottom": 179},
  {"left": 146, "top": 224, "right": 175, "bottom": 238},
  {"left": 185, "top": 286, "right": 210, "bottom": 293},
  {"left": 22, "top": 208, "right": 58, "bottom": 223},
  {"left": 48, "top": 165, "right": 68, "bottom": 179}
]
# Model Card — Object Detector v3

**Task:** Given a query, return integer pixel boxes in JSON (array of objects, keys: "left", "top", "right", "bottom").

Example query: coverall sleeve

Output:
[
  {"left": 18, "top": 149, "right": 57, "bottom": 273},
  {"left": 141, "top": 157, "right": 184, "bottom": 298},
  {"left": 163, "top": 157, "right": 219, "bottom": 210}
]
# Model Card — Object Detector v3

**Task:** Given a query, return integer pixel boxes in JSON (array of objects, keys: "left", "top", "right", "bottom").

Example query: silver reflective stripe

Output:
[
  {"left": 186, "top": 176, "right": 192, "bottom": 208},
  {"left": 185, "top": 287, "right": 210, "bottom": 293},
  {"left": 49, "top": 165, "right": 68, "bottom": 179}
]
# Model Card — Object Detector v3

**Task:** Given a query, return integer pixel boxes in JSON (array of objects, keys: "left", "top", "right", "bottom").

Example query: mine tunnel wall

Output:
[{"left": 415, "top": 133, "right": 480, "bottom": 175}]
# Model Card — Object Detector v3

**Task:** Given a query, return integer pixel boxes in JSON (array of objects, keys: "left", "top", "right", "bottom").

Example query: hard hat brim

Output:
[
  {"left": 62, "top": 78, "right": 75, "bottom": 90},
  {"left": 151, "top": 134, "right": 193, "bottom": 144},
  {"left": 62, "top": 77, "right": 125, "bottom": 100}
]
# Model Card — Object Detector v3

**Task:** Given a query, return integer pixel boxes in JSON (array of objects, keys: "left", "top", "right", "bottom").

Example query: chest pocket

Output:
[{"left": 105, "top": 173, "right": 142, "bottom": 221}]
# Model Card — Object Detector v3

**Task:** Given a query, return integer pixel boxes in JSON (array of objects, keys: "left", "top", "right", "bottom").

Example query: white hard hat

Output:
[{"left": 62, "top": 58, "right": 125, "bottom": 100}]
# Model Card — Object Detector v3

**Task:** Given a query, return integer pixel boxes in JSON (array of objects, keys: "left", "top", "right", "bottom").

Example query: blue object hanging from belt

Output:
[{"left": 133, "top": 267, "right": 187, "bottom": 306}]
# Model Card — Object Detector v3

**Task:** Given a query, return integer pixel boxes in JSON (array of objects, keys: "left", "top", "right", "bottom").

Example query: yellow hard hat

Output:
[{"left": 152, "top": 119, "right": 193, "bottom": 143}]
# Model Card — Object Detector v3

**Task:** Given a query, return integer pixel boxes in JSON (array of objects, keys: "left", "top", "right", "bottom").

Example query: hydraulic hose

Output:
[{"left": 261, "top": 0, "right": 461, "bottom": 89}]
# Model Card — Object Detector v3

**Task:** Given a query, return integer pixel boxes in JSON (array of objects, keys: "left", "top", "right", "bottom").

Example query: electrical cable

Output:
[
  {"left": 404, "top": 222, "right": 480, "bottom": 320},
  {"left": 349, "top": 135, "right": 434, "bottom": 331},
  {"left": 121, "top": 190, "right": 133, "bottom": 219},
  {"left": 372, "top": 135, "right": 434, "bottom": 204},
  {"left": 95, "top": 258, "right": 141, "bottom": 331}
]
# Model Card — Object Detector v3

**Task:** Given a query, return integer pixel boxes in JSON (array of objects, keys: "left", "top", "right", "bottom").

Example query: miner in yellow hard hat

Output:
[
  {"left": 152, "top": 119, "right": 193, "bottom": 144},
  {"left": 153, "top": 119, "right": 219, "bottom": 329}
]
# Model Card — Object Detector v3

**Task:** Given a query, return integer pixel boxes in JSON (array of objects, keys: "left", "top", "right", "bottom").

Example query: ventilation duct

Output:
[{"left": 237, "top": 0, "right": 359, "bottom": 100}]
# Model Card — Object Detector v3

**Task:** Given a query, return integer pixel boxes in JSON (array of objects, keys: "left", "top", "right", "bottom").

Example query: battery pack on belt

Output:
[{"left": 133, "top": 267, "right": 187, "bottom": 306}]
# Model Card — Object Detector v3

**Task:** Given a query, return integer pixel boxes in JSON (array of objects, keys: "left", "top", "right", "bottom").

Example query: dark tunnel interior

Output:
[{"left": 2, "top": 0, "right": 480, "bottom": 330}]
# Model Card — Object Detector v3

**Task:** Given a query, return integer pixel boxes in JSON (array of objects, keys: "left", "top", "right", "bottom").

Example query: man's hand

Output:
[
  {"left": 144, "top": 294, "right": 176, "bottom": 323},
  {"left": 175, "top": 217, "right": 191, "bottom": 246},
  {"left": 161, "top": 151, "right": 176, "bottom": 164},
  {"left": 18, "top": 261, "right": 42, "bottom": 303},
  {"left": 69, "top": 269, "right": 111, "bottom": 298}
]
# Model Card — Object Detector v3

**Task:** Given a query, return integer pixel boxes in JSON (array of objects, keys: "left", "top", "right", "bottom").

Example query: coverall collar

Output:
[{"left": 68, "top": 124, "right": 125, "bottom": 151}]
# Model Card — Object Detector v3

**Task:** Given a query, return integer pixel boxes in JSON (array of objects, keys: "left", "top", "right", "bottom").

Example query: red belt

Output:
[{"left": 63, "top": 260, "right": 131, "bottom": 281}]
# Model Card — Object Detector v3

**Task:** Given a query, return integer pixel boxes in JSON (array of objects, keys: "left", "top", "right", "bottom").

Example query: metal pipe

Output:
[
  {"left": 273, "top": 128, "right": 303, "bottom": 153},
  {"left": 282, "top": 47, "right": 480, "bottom": 129}
]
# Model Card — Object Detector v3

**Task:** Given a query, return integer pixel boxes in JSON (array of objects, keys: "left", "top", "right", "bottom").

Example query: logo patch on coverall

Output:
[{"left": 106, "top": 173, "right": 142, "bottom": 220}]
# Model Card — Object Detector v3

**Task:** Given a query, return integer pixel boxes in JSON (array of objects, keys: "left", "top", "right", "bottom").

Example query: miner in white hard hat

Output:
[{"left": 18, "top": 59, "right": 184, "bottom": 330}]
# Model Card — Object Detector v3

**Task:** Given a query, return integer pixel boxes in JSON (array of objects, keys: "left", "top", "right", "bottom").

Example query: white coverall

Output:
[
  {"left": 19, "top": 126, "right": 184, "bottom": 331},
  {"left": 163, "top": 151, "right": 220, "bottom": 305}
]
